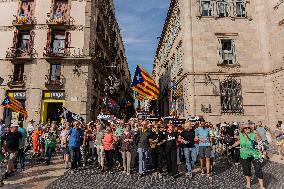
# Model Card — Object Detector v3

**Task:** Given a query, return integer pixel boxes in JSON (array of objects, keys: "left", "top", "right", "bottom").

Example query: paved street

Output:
[{"left": 46, "top": 160, "right": 284, "bottom": 189}]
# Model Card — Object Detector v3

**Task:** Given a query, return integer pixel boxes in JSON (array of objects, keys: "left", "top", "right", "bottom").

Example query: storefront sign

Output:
[
  {"left": 7, "top": 91, "right": 26, "bottom": 99},
  {"left": 43, "top": 91, "right": 65, "bottom": 100}
]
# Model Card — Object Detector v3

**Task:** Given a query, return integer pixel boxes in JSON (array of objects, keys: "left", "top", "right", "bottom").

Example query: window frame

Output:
[
  {"left": 235, "top": 0, "right": 246, "bottom": 18},
  {"left": 50, "top": 64, "right": 61, "bottom": 83},
  {"left": 218, "top": 39, "right": 236, "bottom": 65},
  {"left": 216, "top": 0, "right": 229, "bottom": 17},
  {"left": 200, "top": 0, "right": 213, "bottom": 17},
  {"left": 13, "top": 64, "right": 25, "bottom": 82}
]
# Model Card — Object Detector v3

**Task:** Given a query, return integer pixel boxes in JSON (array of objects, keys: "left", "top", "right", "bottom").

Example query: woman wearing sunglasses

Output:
[{"left": 230, "top": 124, "right": 265, "bottom": 189}]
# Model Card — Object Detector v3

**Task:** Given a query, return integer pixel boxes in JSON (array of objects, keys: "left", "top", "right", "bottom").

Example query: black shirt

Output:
[
  {"left": 180, "top": 129, "right": 195, "bottom": 148},
  {"left": 165, "top": 132, "right": 178, "bottom": 148},
  {"left": 138, "top": 128, "right": 151, "bottom": 149},
  {"left": 3, "top": 131, "right": 22, "bottom": 152}
]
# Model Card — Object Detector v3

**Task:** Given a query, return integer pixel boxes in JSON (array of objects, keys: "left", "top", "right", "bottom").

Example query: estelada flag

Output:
[
  {"left": 131, "top": 65, "right": 159, "bottom": 100},
  {"left": 1, "top": 96, "right": 28, "bottom": 119}
]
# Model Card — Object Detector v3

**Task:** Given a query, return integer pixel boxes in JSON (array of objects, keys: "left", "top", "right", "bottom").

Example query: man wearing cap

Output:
[{"left": 2, "top": 123, "right": 22, "bottom": 178}]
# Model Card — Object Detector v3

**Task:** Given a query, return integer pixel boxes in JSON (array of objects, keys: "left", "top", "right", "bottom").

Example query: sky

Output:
[{"left": 114, "top": 0, "right": 170, "bottom": 80}]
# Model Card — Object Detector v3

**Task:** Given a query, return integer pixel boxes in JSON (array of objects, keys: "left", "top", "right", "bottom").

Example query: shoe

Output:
[
  {"left": 3, "top": 172, "right": 10, "bottom": 179},
  {"left": 207, "top": 174, "right": 212, "bottom": 179},
  {"left": 0, "top": 180, "right": 4, "bottom": 187},
  {"left": 201, "top": 172, "right": 205, "bottom": 176},
  {"left": 245, "top": 185, "right": 251, "bottom": 189},
  {"left": 185, "top": 172, "right": 193, "bottom": 179},
  {"left": 126, "top": 172, "right": 130, "bottom": 176}
]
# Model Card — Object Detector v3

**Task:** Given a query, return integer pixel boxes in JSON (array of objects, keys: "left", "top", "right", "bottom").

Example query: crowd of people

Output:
[{"left": 0, "top": 117, "right": 283, "bottom": 189}]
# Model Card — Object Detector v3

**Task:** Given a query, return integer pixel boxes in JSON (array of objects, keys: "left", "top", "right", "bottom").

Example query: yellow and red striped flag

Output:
[
  {"left": 131, "top": 65, "right": 159, "bottom": 100},
  {"left": 1, "top": 96, "right": 28, "bottom": 119}
]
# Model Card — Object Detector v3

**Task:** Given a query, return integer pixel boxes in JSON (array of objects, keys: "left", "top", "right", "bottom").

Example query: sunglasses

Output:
[{"left": 244, "top": 127, "right": 251, "bottom": 130}]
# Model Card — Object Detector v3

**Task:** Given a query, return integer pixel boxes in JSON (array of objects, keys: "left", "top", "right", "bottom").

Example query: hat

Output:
[{"left": 10, "top": 122, "right": 19, "bottom": 127}]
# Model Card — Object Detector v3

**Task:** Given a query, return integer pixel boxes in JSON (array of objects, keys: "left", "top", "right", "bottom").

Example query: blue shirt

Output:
[
  {"left": 256, "top": 127, "right": 267, "bottom": 142},
  {"left": 18, "top": 127, "right": 27, "bottom": 149},
  {"left": 68, "top": 128, "right": 83, "bottom": 147},
  {"left": 195, "top": 127, "right": 210, "bottom": 147}
]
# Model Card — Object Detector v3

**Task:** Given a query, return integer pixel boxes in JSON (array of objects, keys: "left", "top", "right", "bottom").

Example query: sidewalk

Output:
[{"left": 3, "top": 156, "right": 66, "bottom": 189}]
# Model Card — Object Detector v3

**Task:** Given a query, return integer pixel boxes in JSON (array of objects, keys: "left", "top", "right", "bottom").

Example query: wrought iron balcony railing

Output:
[
  {"left": 43, "top": 47, "right": 71, "bottom": 57},
  {"left": 7, "top": 75, "right": 26, "bottom": 88},
  {"left": 6, "top": 47, "right": 35, "bottom": 59},
  {"left": 45, "top": 74, "right": 65, "bottom": 88},
  {"left": 46, "top": 13, "right": 71, "bottom": 26},
  {"left": 12, "top": 15, "right": 36, "bottom": 26}
]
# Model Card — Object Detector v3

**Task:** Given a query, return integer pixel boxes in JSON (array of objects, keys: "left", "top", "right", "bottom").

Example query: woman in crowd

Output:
[
  {"left": 95, "top": 122, "right": 105, "bottom": 171},
  {"left": 43, "top": 126, "right": 57, "bottom": 165},
  {"left": 121, "top": 123, "right": 134, "bottom": 175},
  {"left": 274, "top": 124, "right": 284, "bottom": 160},
  {"left": 103, "top": 126, "right": 117, "bottom": 173},
  {"left": 230, "top": 123, "right": 265, "bottom": 189},
  {"left": 165, "top": 124, "right": 178, "bottom": 176},
  {"left": 32, "top": 125, "right": 43, "bottom": 158},
  {"left": 60, "top": 122, "right": 70, "bottom": 168}
]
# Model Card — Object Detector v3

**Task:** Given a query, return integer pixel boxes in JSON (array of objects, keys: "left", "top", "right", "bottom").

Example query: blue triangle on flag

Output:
[
  {"left": 1, "top": 96, "right": 10, "bottom": 106},
  {"left": 131, "top": 66, "right": 144, "bottom": 87}
]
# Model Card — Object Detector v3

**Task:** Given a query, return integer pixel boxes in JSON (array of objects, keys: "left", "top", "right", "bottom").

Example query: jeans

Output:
[
  {"left": 121, "top": 150, "right": 131, "bottom": 174},
  {"left": 211, "top": 145, "right": 216, "bottom": 162},
  {"left": 105, "top": 149, "right": 114, "bottom": 170},
  {"left": 138, "top": 148, "right": 149, "bottom": 174},
  {"left": 184, "top": 147, "right": 197, "bottom": 173},
  {"left": 96, "top": 146, "right": 104, "bottom": 168},
  {"left": 165, "top": 145, "right": 177, "bottom": 175},
  {"left": 45, "top": 147, "right": 54, "bottom": 162},
  {"left": 14, "top": 148, "right": 25, "bottom": 169},
  {"left": 69, "top": 146, "right": 81, "bottom": 169}
]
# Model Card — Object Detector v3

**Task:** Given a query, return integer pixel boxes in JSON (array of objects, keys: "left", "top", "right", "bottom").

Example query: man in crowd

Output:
[
  {"left": 15, "top": 122, "right": 27, "bottom": 170},
  {"left": 179, "top": 121, "right": 196, "bottom": 178},
  {"left": 69, "top": 121, "right": 84, "bottom": 171},
  {"left": 137, "top": 120, "right": 151, "bottom": 176},
  {"left": 3, "top": 122, "right": 22, "bottom": 178},
  {"left": 195, "top": 119, "right": 212, "bottom": 178}
]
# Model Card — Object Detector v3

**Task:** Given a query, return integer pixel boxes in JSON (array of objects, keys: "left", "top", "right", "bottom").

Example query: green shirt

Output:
[
  {"left": 44, "top": 132, "right": 57, "bottom": 148},
  {"left": 240, "top": 133, "right": 261, "bottom": 159}
]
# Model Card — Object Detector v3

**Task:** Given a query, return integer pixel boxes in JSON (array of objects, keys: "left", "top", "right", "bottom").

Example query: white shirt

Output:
[
  {"left": 281, "top": 124, "right": 284, "bottom": 132},
  {"left": 27, "top": 123, "right": 35, "bottom": 133}
]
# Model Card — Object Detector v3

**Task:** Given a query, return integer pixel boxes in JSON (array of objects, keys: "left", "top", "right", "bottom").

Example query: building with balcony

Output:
[
  {"left": 0, "top": 0, "right": 132, "bottom": 125},
  {"left": 153, "top": 0, "right": 284, "bottom": 126}
]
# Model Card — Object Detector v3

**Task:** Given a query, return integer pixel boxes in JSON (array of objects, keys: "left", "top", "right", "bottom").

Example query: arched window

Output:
[{"left": 220, "top": 77, "right": 243, "bottom": 113}]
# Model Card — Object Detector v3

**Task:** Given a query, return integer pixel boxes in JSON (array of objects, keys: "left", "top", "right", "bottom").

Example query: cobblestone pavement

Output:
[
  {"left": 3, "top": 155, "right": 65, "bottom": 189},
  {"left": 47, "top": 159, "right": 284, "bottom": 189}
]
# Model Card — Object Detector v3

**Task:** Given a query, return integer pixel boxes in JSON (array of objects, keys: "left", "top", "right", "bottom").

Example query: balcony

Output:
[
  {"left": 6, "top": 47, "right": 35, "bottom": 59},
  {"left": 46, "top": 13, "right": 71, "bottom": 26},
  {"left": 45, "top": 75, "right": 65, "bottom": 88},
  {"left": 44, "top": 47, "right": 71, "bottom": 58},
  {"left": 12, "top": 15, "right": 36, "bottom": 27},
  {"left": 7, "top": 75, "right": 26, "bottom": 88}
]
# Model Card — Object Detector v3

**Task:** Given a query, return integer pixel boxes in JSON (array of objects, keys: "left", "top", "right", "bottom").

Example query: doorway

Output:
[{"left": 46, "top": 102, "right": 63, "bottom": 123}]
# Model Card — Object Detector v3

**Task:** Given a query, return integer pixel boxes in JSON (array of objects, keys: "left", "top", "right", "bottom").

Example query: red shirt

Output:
[{"left": 103, "top": 133, "right": 115, "bottom": 150}]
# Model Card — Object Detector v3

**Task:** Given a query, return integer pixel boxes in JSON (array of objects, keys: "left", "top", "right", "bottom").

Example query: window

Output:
[
  {"left": 200, "top": 0, "right": 212, "bottom": 16},
  {"left": 217, "top": 0, "right": 229, "bottom": 17},
  {"left": 218, "top": 39, "right": 236, "bottom": 65},
  {"left": 53, "top": 0, "right": 68, "bottom": 20},
  {"left": 236, "top": 0, "right": 246, "bottom": 17},
  {"left": 18, "top": 0, "right": 34, "bottom": 21},
  {"left": 13, "top": 64, "right": 24, "bottom": 82},
  {"left": 50, "top": 64, "right": 61, "bottom": 83},
  {"left": 52, "top": 31, "right": 65, "bottom": 54},
  {"left": 18, "top": 31, "right": 30, "bottom": 52},
  {"left": 220, "top": 77, "right": 243, "bottom": 113}
]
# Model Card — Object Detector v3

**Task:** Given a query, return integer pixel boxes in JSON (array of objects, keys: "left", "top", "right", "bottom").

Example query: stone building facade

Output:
[
  {"left": 153, "top": 0, "right": 284, "bottom": 126},
  {"left": 0, "top": 0, "right": 132, "bottom": 124}
]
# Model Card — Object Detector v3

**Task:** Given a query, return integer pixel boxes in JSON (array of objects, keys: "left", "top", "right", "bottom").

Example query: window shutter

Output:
[
  {"left": 12, "top": 30, "right": 19, "bottom": 49},
  {"left": 199, "top": 0, "right": 203, "bottom": 16},
  {"left": 232, "top": 40, "right": 236, "bottom": 64},
  {"left": 65, "top": 31, "right": 71, "bottom": 55},
  {"left": 243, "top": 1, "right": 247, "bottom": 17},
  {"left": 209, "top": 1, "right": 213, "bottom": 16},
  {"left": 232, "top": 0, "right": 237, "bottom": 16},
  {"left": 217, "top": 39, "right": 223, "bottom": 64},
  {"left": 45, "top": 29, "right": 51, "bottom": 55},
  {"left": 28, "top": 30, "right": 35, "bottom": 55}
]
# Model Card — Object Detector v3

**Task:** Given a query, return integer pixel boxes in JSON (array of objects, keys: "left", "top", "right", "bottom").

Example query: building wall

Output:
[
  {"left": 0, "top": 0, "right": 132, "bottom": 124},
  {"left": 154, "top": 0, "right": 284, "bottom": 126}
]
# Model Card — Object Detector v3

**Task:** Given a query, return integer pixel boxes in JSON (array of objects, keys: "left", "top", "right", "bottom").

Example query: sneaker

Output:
[
  {"left": 126, "top": 172, "right": 130, "bottom": 176},
  {"left": 3, "top": 172, "right": 10, "bottom": 179},
  {"left": 207, "top": 174, "right": 212, "bottom": 179},
  {"left": 0, "top": 180, "right": 4, "bottom": 187},
  {"left": 201, "top": 172, "right": 205, "bottom": 176},
  {"left": 185, "top": 172, "right": 193, "bottom": 179}
]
